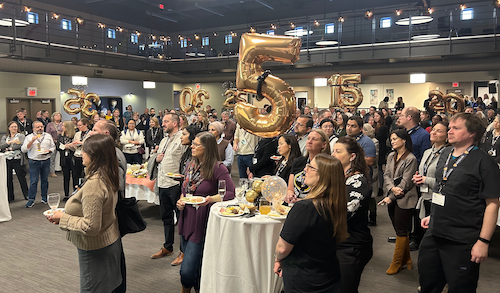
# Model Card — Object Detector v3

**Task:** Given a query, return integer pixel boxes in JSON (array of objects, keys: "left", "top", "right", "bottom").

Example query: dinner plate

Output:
[
  {"left": 267, "top": 211, "right": 287, "bottom": 220},
  {"left": 218, "top": 206, "right": 245, "bottom": 217},
  {"left": 270, "top": 155, "right": 282, "bottom": 160},
  {"left": 180, "top": 196, "right": 206, "bottom": 205},
  {"left": 43, "top": 208, "right": 65, "bottom": 216}
]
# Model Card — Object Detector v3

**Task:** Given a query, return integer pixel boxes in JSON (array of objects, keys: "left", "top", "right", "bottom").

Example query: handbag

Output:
[
  {"left": 116, "top": 192, "right": 147, "bottom": 237},
  {"left": 138, "top": 146, "right": 145, "bottom": 154}
]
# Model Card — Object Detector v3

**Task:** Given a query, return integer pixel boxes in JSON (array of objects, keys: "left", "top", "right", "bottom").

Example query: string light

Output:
[
  {"left": 136, "top": 31, "right": 141, "bottom": 36},
  {"left": 250, "top": 27, "right": 256, "bottom": 33},
  {"left": 460, "top": 4, "right": 466, "bottom": 10},
  {"left": 428, "top": 7, "right": 433, "bottom": 14},
  {"left": 24, "top": 6, "right": 31, "bottom": 12},
  {"left": 314, "top": 20, "right": 319, "bottom": 26},
  {"left": 194, "top": 34, "right": 200, "bottom": 40},
  {"left": 76, "top": 17, "right": 83, "bottom": 24},
  {"left": 0, "top": 4, "right": 4, "bottom": 9},
  {"left": 365, "top": 11, "right": 373, "bottom": 18},
  {"left": 271, "top": 24, "right": 276, "bottom": 29},
  {"left": 97, "top": 22, "right": 105, "bottom": 28},
  {"left": 338, "top": 17, "right": 345, "bottom": 23},
  {"left": 52, "top": 13, "right": 59, "bottom": 19},
  {"left": 213, "top": 32, "right": 218, "bottom": 36},
  {"left": 116, "top": 26, "right": 123, "bottom": 32},
  {"left": 396, "top": 10, "right": 401, "bottom": 16},
  {"left": 290, "top": 22, "right": 295, "bottom": 28}
]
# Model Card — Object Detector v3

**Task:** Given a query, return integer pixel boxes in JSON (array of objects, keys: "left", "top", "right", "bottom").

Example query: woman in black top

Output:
[
  {"left": 179, "top": 125, "right": 201, "bottom": 175},
  {"left": 274, "top": 154, "right": 348, "bottom": 293},
  {"left": 332, "top": 136, "right": 373, "bottom": 293},
  {"left": 381, "top": 108, "right": 393, "bottom": 129},
  {"left": 57, "top": 121, "right": 78, "bottom": 201},
  {"left": 274, "top": 134, "right": 301, "bottom": 182},
  {"left": 247, "top": 137, "right": 278, "bottom": 178},
  {"left": 480, "top": 114, "right": 500, "bottom": 163},
  {"left": 145, "top": 117, "right": 164, "bottom": 154},
  {"left": 394, "top": 97, "right": 405, "bottom": 111},
  {"left": 335, "top": 114, "right": 348, "bottom": 137},
  {"left": 374, "top": 111, "right": 389, "bottom": 167},
  {"left": 111, "top": 108, "right": 125, "bottom": 132}
]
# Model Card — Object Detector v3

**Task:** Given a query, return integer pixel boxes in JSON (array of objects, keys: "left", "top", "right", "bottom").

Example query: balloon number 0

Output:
[
  {"left": 327, "top": 74, "right": 364, "bottom": 108},
  {"left": 428, "top": 90, "right": 465, "bottom": 115},
  {"left": 231, "top": 33, "right": 301, "bottom": 138},
  {"left": 63, "top": 88, "right": 101, "bottom": 117},
  {"left": 180, "top": 87, "right": 210, "bottom": 114}
]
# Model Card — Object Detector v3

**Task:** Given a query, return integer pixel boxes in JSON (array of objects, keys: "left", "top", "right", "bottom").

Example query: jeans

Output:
[
  {"left": 28, "top": 158, "right": 50, "bottom": 201},
  {"left": 159, "top": 185, "right": 181, "bottom": 251},
  {"left": 6, "top": 159, "right": 29, "bottom": 201},
  {"left": 179, "top": 235, "right": 204, "bottom": 289},
  {"left": 237, "top": 154, "right": 253, "bottom": 178}
]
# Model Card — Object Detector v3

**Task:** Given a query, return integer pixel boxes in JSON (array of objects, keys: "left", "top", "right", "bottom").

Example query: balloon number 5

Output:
[
  {"left": 232, "top": 33, "right": 301, "bottom": 138},
  {"left": 63, "top": 88, "right": 101, "bottom": 117},
  {"left": 327, "top": 74, "right": 364, "bottom": 108},
  {"left": 180, "top": 87, "right": 210, "bottom": 114}
]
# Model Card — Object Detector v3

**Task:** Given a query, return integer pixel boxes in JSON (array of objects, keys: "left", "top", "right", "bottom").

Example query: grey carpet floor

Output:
[{"left": 1, "top": 171, "right": 499, "bottom": 293}]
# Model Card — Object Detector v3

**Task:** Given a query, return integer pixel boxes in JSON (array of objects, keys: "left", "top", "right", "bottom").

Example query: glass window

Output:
[
  {"left": 267, "top": 30, "right": 275, "bottom": 35},
  {"left": 180, "top": 39, "right": 187, "bottom": 48},
  {"left": 62, "top": 19, "right": 72, "bottom": 30},
  {"left": 225, "top": 34, "right": 232, "bottom": 44},
  {"left": 325, "top": 23, "right": 334, "bottom": 34},
  {"left": 130, "top": 33, "right": 138, "bottom": 44},
  {"left": 107, "top": 29, "right": 116, "bottom": 39},
  {"left": 380, "top": 17, "right": 391, "bottom": 28},
  {"left": 27, "top": 12, "right": 38, "bottom": 24},
  {"left": 202, "top": 37, "right": 209, "bottom": 46},
  {"left": 461, "top": 8, "right": 473, "bottom": 20}
]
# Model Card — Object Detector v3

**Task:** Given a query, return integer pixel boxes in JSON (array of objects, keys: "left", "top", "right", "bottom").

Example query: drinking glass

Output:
[
  {"left": 239, "top": 178, "right": 248, "bottom": 190},
  {"left": 218, "top": 180, "right": 226, "bottom": 205},
  {"left": 47, "top": 193, "right": 60, "bottom": 211},
  {"left": 235, "top": 187, "right": 244, "bottom": 204},
  {"left": 259, "top": 198, "right": 271, "bottom": 215}
]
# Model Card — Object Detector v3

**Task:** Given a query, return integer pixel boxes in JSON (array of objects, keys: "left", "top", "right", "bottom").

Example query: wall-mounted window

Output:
[
  {"left": 461, "top": 8, "right": 473, "bottom": 20},
  {"left": 130, "top": 33, "right": 138, "bottom": 44},
  {"left": 107, "top": 29, "right": 116, "bottom": 39},
  {"left": 267, "top": 30, "right": 275, "bottom": 35},
  {"left": 225, "top": 34, "right": 232, "bottom": 44},
  {"left": 62, "top": 19, "right": 72, "bottom": 30},
  {"left": 180, "top": 39, "right": 187, "bottom": 48},
  {"left": 27, "top": 12, "right": 38, "bottom": 24},
  {"left": 325, "top": 23, "right": 335, "bottom": 34},
  {"left": 380, "top": 17, "right": 391, "bottom": 28},
  {"left": 202, "top": 37, "right": 209, "bottom": 46}
]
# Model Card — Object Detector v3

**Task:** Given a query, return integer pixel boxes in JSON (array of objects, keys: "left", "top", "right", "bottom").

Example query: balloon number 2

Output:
[
  {"left": 180, "top": 87, "right": 210, "bottom": 114},
  {"left": 231, "top": 33, "right": 301, "bottom": 138},
  {"left": 327, "top": 74, "right": 364, "bottom": 108},
  {"left": 63, "top": 88, "right": 101, "bottom": 117}
]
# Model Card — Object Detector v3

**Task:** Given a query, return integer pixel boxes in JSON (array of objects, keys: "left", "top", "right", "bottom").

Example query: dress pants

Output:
[
  {"left": 159, "top": 185, "right": 181, "bottom": 251},
  {"left": 73, "top": 156, "right": 84, "bottom": 181},
  {"left": 387, "top": 201, "right": 414, "bottom": 236},
  {"left": 28, "top": 158, "right": 50, "bottom": 201},
  {"left": 418, "top": 233, "right": 480, "bottom": 293},
  {"left": 337, "top": 242, "right": 373, "bottom": 293},
  {"left": 6, "top": 158, "right": 29, "bottom": 201},
  {"left": 61, "top": 155, "right": 78, "bottom": 197}
]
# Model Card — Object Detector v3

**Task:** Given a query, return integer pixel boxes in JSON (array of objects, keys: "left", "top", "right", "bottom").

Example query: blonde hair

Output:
[{"left": 63, "top": 121, "right": 75, "bottom": 139}]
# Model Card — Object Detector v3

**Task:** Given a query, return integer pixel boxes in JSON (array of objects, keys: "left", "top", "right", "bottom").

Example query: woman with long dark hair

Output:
[
  {"left": 332, "top": 136, "right": 373, "bottom": 292},
  {"left": 320, "top": 118, "right": 338, "bottom": 151},
  {"left": 379, "top": 129, "right": 418, "bottom": 275},
  {"left": 47, "top": 134, "right": 124, "bottom": 293},
  {"left": 274, "top": 154, "right": 348, "bottom": 292},
  {"left": 57, "top": 121, "right": 78, "bottom": 201},
  {"left": 175, "top": 132, "right": 235, "bottom": 292},
  {"left": 274, "top": 134, "right": 302, "bottom": 182},
  {"left": 335, "top": 114, "right": 348, "bottom": 137}
]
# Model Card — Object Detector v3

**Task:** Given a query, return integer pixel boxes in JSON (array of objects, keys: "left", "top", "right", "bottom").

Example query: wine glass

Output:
[
  {"left": 239, "top": 178, "right": 248, "bottom": 190},
  {"left": 47, "top": 193, "right": 60, "bottom": 212},
  {"left": 235, "top": 187, "right": 244, "bottom": 204},
  {"left": 218, "top": 180, "right": 226, "bottom": 206}
]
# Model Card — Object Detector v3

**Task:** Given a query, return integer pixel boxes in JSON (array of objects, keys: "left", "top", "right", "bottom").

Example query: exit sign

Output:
[
  {"left": 452, "top": 82, "right": 459, "bottom": 88},
  {"left": 27, "top": 87, "right": 37, "bottom": 97},
  {"left": 159, "top": 3, "right": 164, "bottom": 9}
]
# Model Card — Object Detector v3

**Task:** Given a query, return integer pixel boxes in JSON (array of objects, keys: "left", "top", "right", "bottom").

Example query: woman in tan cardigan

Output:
[
  {"left": 47, "top": 134, "right": 124, "bottom": 293},
  {"left": 379, "top": 129, "right": 418, "bottom": 275}
]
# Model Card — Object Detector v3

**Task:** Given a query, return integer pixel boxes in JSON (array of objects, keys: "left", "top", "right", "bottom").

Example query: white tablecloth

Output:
[
  {"left": 200, "top": 200, "right": 284, "bottom": 293},
  {"left": 125, "top": 184, "right": 159, "bottom": 205},
  {"left": 0, "top": 153, "right": 12, "bottom": 222}
]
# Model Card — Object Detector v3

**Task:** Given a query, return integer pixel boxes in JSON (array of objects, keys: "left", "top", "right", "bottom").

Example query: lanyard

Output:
[
  {"left": 423, "top": 146, "right": 445, "bottom": 176},
  {"left": 407, "top": 125, "right": 421, "bottom": 135},
  {"left": 355, "top": 133, "right": 363, "bottom": 142},
  {"left": 491, "top": 133, "right": 500, "bottom": 150},
  {"left": 275, "top": 159, "right": 288, "bottom": 176},
  {"left": 441, "top": 145, "right": 474, "bottom": 184}
]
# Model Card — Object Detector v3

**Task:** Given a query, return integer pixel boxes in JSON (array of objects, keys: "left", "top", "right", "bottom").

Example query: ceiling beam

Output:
[
  {"left": 146, "top": 11, "right": 179, "bottom": 23},
  {"left": 255, "top": 0, "right": 274, "bottom": 10},
  {"left": 195, "top": 3, "right": 225, "bottom": 17},
  {"left": 280, "top": 0, "right": 299, "bottom": 9}
]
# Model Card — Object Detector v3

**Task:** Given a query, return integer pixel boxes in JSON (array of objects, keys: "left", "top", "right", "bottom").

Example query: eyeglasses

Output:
[
  {"left": 305, "top": 163, "right": 318, "bottom": 172},
  {"left": 192, "top": 142, "right": 204, "bottom": 148}
]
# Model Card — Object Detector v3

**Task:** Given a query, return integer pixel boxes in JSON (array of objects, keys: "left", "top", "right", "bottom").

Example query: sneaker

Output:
[
  {"left": 25, "top": 200, "right": 35, "bottom": 208},
  {"left": 41, "top": 199, "right": 48, "bottom": 204}
]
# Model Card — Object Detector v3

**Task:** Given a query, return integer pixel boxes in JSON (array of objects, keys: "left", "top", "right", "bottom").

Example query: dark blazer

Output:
[
  {"left": 248, "top": 137, "right": 278, "bottom": 178},
  {"left": 145, "top": 127, "right": 164, "bottom": 148},
  {"left": 480, "top": 130, "right": 500, "bottom": 163},
  {"left": 383, "top": 151, "right": 418, "bottom": 209}
]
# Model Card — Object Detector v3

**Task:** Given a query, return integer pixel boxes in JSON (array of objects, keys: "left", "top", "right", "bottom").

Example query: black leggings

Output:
[
  {"left": 387, "top": 201, "right": 414, "bottom": 237},
  {"left": 61, "top": 155, "right": 78, "bottom": 197},
  {"left": 6, "top": 158, "right": 28, "bottom": 201}
]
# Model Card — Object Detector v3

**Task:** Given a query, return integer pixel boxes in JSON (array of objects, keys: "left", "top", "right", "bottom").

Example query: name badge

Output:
[
  {"left": 241, "top": 139, "right": 247, "bottom": 145},
  {"left": 252, "top": 157, "right": 257, "bottom": 164},
  {"left": 420, "top": 185, "right": 429, "bottom": 193},
  {"left": 432, "top": 192, "right": 445, "bottom": 206}
]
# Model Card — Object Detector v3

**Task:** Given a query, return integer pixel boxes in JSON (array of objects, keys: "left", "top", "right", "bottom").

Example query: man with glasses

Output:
[
  {"left": 295, "top": 115, "right": 313, "bottom": 156},
  {"left": 346, "top": 117, "right": 376, "bottom": 166},
  {"left": 22, "top": 121, "right": 55, "bottom": 208},
  {"left": 151, "top": 113, "right": 186, "bottom": 263}
]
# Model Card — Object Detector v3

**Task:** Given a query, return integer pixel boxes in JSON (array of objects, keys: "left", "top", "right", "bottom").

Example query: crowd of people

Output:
[{"left": 4, "top": 96, "right": 500, "bottom": 293}]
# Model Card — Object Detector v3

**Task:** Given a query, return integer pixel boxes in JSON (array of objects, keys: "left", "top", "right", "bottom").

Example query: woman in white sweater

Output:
[
  {"left": 120, "top": 119, "right": 145, "bottom": 164},
  {"left": 47, "top": 134, "right": 125, "bottom": 293}
]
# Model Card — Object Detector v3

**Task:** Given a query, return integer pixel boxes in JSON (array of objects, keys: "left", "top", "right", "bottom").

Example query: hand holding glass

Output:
[{"left": 47, "top": 193, "right": 60, "bottom": 211}]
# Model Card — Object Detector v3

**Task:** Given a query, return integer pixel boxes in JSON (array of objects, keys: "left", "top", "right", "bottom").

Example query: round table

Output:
[
  {"left": 200, "top": 200, "right": 284, "bottom": 293},
  {"left": 0, "top": 153, "right": 12, "bottom": 222}
]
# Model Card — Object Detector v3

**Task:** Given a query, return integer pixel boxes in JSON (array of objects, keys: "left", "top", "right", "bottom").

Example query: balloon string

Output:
[{"left": 256, "top": 70, "right": 271, "bottom": 101}]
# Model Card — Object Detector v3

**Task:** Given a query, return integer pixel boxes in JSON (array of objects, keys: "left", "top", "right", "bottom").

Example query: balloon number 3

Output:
[
  {"left": 63, "top": 88, "right": 101, "bottom": 117},
  {"left": 180, "top": 87, "right": 210, "bottom": 114},
  {"left": 231, "top": 33, "right": 301, "bottom": 138},
  {"left": 327, "top": 74, "right": 364, "bottom": 108}
]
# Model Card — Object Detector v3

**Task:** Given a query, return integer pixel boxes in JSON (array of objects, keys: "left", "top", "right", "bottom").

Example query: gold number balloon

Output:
[
  {"left": 234, "top": 33, "right": 301, "bottom": 138},
  {"left": 63, "top": 88, "right": 101, "bottom": 117},
  {"left": 327, "top": 74, "right": 364, "bottom": 108},
  {"left": 428, "top": 90, "right": 465, "bottom": 115},
  {"left": 180, "top": 87, "right": 211, "bottom": 114},
  {"left": 223, "top": 89, "right": 247, "bottom": 108}
]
